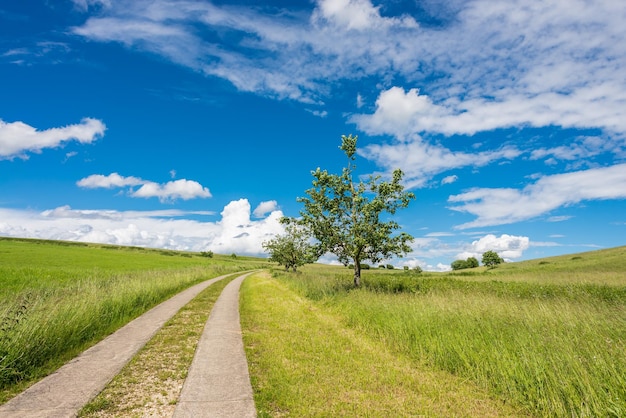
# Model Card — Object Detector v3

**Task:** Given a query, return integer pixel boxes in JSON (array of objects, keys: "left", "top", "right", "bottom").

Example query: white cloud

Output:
[
  {"left": 132, "top": 179, "right": 212, "bottom": 202},
  {"left": 205, "top": 199, "right": 284, "bottom": 255},
  {"left": 252, "top": 200, "right": 279, "bottom": 218},
  {"left": 456, "top": 234, "right": 530, "bottom": 261},
  {"left": 425, "top": 232, "right": 454, "bottom": 237},
  {"left": 0, "top": 199, "right": 283, "bottom": 255},
  {"left": 0, "top": 118, "right": 105, "bottom": 159},
  {"left": 69, "top": 0, "right": 626, "bottom": 140},
  {"left": 77, "top": 172, "right": 144, "bottom": 188},
  {"left": 547, "top": 216, "right": 573, "bottom": 223},
  {"left": 312, "top": 0, "right": 417, "bottom": 31},
  {"left": 77, "top": 173, "right": 211, "bottom": 202},
  {"left": 360, "top": 135, "right": 520, "bottom": 188},
  {"left": 356, "top": 93, "right": 364, "bottom": 109},
  {"left": 441, "top": 175, "right": 458, "bottom": 185},
  {"left": 449, "top": 163, "right": 626, "bottom": 229}
]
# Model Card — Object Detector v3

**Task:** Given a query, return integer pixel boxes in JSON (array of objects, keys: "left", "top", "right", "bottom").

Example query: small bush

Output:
[
  {"left": 200, "top": 251, "right": 214, "bottom": 258},
  {"left": 451, "top": 260, "right": 469, "bottom": 270}
]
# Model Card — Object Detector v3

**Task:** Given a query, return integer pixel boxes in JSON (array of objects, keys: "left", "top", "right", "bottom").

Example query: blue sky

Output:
[{"left": 1, "top": 0, "right": 625, "bottom": 270}]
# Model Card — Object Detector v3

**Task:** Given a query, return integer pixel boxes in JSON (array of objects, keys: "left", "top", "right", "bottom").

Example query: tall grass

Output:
[
  {"left": 0, "top": 238, "right": 268, "bottom": 401},
  {"left": 275, "top": 250, "right": 626, "bottom": 417}
]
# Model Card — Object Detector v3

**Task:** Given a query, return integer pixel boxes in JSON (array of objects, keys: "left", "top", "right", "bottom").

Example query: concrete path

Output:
[
  {"left": 174, "top": 272, "right": 256, "bottom": 418},
  {"left": 0, "top": 272, "right": 240, "bottom": 418}
]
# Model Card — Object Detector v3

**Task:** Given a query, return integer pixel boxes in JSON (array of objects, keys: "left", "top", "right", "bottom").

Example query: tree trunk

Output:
[{"left": 353, "top": 259, "right": 361, "bottom": 287}]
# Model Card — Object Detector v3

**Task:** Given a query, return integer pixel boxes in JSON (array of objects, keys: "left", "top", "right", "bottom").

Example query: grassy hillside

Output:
[
  {"left": 0, "top": 237, "right": 269, "bottom": 402},
  {"left": 242, "top": 246, "right": 626, "bottom": 417}
]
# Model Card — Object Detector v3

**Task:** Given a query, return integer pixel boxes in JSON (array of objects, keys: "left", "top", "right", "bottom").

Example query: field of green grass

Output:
[
  {"left": 2, "top": 237, "right": 624, "bottom": 416},
  {"left": 242, "top": 247, "right": 626, "bottom": 417},
  {"left": 0, "top": 237, "right": 269, "bottom": 403}
]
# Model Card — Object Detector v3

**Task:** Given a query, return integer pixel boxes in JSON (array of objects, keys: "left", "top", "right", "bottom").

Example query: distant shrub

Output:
[
  {"left": 404, "top": 266, "right": 409, "bottom": 271},
  {"left": 378, "top": 265, "right": 386, "bottom": 269},
  {"left": 386, "top": 264, "right": 394, "bottom": 270},
  {"left": 200, "top": 251, "right": 214, "bottom": 258},
  {"left": 466, "top": 257, "right": 479, "bottom": 268},
  {"left": 451, "top": 256, "right": 480, "bottom": 270},
  {"left": 451, "top": 259, "right": 469, "bottom": 270},
  {"left": 231, "top": 253, "right": 237, "bottom": 259},
  {"left": 571, "top": 256, "right": 583, "bottom": 260},
  {"left": 539, "top": 261, "right": 550, "bottom": 265},
  {"left": 413, "top": 266, "right": 423, "bottom": 273},
  {"left": 361, "top": 264, "right": 370, "bottom": 270}
]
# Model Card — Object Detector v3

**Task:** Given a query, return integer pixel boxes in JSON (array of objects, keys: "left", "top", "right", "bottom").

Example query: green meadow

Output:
[
  {"left": 1, "top": 237, "right": 625, "bottom": 417},
  {"left": 242, "top": 247, "right": 626, "bottom": 417},
  {"left": 0, "top": 237, "right": 268, "bottom": 402}
]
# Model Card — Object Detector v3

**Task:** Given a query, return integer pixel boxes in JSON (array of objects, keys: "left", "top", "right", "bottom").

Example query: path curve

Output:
[
  {"left": 0, "top": 272, "right": 242, "bottom": 418},
  {"left": 173, "top": 272, "right": 256, "bottom": 417}
]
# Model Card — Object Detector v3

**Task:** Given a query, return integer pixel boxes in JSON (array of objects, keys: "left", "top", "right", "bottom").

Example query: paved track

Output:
[
  {"left": 173, "top": 272, "right": 256, "bottom": 417},
  {"left": 0, "top": 271, "right": 256, "bottom": 418}
]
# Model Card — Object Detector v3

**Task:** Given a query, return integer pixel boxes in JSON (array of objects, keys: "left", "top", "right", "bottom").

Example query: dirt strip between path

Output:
[
  {"left": 0, "top": 272, "right": 249, "bottom": 418},
  {"left": 173, "top": 272, "right": 256, "bottom": 417}
]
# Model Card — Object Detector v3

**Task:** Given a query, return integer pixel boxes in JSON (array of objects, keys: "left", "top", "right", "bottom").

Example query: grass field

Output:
[
  {"left": 2, "top": 237, "right": 624, "bottom": 416},
  {"left": 0, "top": 237, "right": 269, "bottom": 403},
  {"left": 242, "top": 247, "right": 626, "bottom": 417}
]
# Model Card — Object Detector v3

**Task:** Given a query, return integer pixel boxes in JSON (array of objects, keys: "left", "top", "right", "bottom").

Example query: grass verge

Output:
[
  {"left": 79, "top": 273, "right": 238, "bottom": 417},
  {"left": 240, "top": 271, "right": 524, "bottom": 417}
]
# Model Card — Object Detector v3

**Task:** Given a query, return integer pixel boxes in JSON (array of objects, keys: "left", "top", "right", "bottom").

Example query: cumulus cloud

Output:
[
  {"left": 252, "top": 200, "right": 279, "bottom": 218},
  {"left": 204, "top": 199, "right": 284, "bottom": 254},
  {"left": 132, "top": 179, "right": 212, "bottom": 201},
  {"left": 0, "top": 118, "right": 105, "bottom": 159},
  {"left": 77, "top": 172, "right": 144, "bottom": 188},
  {"left": 449, "top": 163, "right": 626, "bottom": 229},
  {"left": 77, "top": 173, "right": 211, "bottom": 202},
  {"left": 456, "top": 234, "right": 530, "bottom": 261},
  {"left": 0, "top": 199, "right": 283, "bottom": 255}
]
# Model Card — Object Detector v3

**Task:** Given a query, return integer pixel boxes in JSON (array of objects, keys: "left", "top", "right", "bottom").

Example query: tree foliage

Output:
[
  {"left": 451, "top": 259, "right": 469, "bottom": 270},
  {"left": 262, "top": 220, "right": 317, "bottom": 272},
  {"left": 451, "top": 256, "right": 480, "bottom": 270},
  {"left": 482, "top": 250, "right": 504, "bottom": 268},
  {"left": 296, "top": 134, "right": 415, "bottom": 287},
  {"left": 466, "top": 257, "right": 479, "bottom": 268}
]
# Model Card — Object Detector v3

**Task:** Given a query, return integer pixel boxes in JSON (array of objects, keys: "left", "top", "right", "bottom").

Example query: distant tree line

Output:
[{"left": 451, "top": 251, "right": 504, "bottom": 270}]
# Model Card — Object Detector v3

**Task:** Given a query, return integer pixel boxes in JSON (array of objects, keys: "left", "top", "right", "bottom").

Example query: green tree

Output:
[
  {"left": 482, "top": 250, "right": 504, "bottom": 268},
  {"left": 452, "top": 256, "right": 481, "bottom": 270},
  {"left": 262, "top": 220, "right": 317, "bottom": 272},
  {"left": 451, "top": 259, "right": 469, "bottom": 270},
  {"left": 466, "top": 257, "right": 479, "bottom": 268},
  {"left": 296, "top": 134, "right": 415, "bottom": 287}
]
